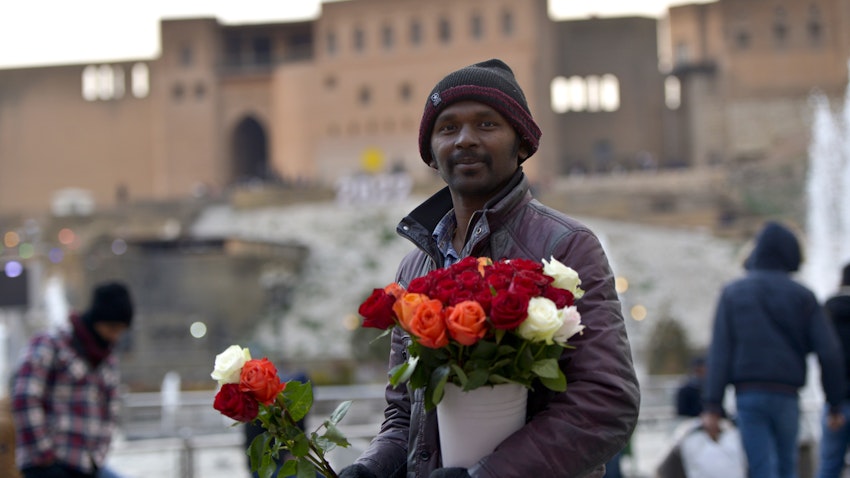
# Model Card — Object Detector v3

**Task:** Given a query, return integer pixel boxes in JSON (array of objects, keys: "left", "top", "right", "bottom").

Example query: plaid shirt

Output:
[{"left": 11, "top": 326, "right": 120, "bottom": 473}]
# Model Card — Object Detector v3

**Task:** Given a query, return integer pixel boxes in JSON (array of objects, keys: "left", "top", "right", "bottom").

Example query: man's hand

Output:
[
  {"left": 827, "top": 411, "right": 846, "bottom": 431},
  {"left": 700, "top": 411, "right": 722, "bottom": 441}
]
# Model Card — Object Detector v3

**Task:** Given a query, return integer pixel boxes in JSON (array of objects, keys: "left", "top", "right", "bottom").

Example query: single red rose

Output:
[
  {"left": 447, "top": 288, "right": 475, "bottom": 305},
  {"left": 456, "top": 270, "right": 484, "bottom": 291},
  {"left": 240, "top": 358, "right": 286, "bottom": 405},
  {"left": 214, "top": 383, "right": 259, "bottom": 422},
  {"left": 508, "top": 275, "right": 541, "bottom": 299},
  {"left": 407, "top": 275, "right": 434, "bottom": 295},
  {"left": 506, "top": 258, "right": 544, "bottom": 273},
  {"left": 450, "top": 256, "right": 480, "bottom": 275},
  {"left": 359, "top": 288, "right": 397, "bottom": 330},
  {"left": 473, "top": 288, "right": 494, "bottom": 315},
  {"left": 485, "top": 270, "right": 513, "bottom": 292},
  {"left": 490, "top": 289, "right": 530, "bottom": 330},
  {"left": 432, "top": 278, "right": 460, "bottom": 304},
  {"left": 542, "top": 285, "right": 575, "bottom": 308},
  {"left": 515, "top": 269, "right": 553, "bottom": 287}
]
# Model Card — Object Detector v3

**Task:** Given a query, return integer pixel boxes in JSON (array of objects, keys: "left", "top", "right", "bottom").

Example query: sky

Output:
[{"left": 0, "top": 0, "right": 710, "bottom": 69}]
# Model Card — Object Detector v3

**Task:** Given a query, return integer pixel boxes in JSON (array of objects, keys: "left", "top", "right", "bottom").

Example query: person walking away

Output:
[
  {"left": 12, "top": 281, "right": 134, "bottom": 478},
  {"left": 701, "top": 221, "right": 845, "bottom": 478},
  {"left": 815, "top": 263, "right": 850, "bottom": 478},
  {"left": 337, "top": 58, "right": 640, "bottom": 478}
]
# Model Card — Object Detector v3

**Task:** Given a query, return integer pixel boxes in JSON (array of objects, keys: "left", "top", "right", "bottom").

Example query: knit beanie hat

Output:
[
  {"left": 85, "top": 281, "right": 134, "bottom": 326},
  {"left": 418, "top": 58, "right": 542, "bottom": 164}
]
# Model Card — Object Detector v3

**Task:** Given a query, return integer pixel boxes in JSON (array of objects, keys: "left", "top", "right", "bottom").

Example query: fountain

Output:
[{"left": 802, "top": 67, "right": 850, "bottom": 301}]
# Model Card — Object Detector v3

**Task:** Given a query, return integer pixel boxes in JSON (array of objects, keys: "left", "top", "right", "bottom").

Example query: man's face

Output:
[
  {"left": 94, "top": 322, "right": 129, "bottom": 345},
  {"left": 428, "top": 101, "right": 526, "bottom": 201}
]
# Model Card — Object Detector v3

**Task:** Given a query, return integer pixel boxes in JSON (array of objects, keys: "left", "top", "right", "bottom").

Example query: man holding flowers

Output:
[{"left": 340, "top": 59, "right": 640, "bottom": 478}]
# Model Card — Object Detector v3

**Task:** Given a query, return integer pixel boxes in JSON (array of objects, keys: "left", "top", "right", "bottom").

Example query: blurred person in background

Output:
[
  {"left": 702, "top": 221, "right": 845, "bottom": 478},
  {"left": 815, "top": 263, "right": 850, "bottom": 478},
  {"left": 11, "top": 281, "right": 133, "bottom": 478}
]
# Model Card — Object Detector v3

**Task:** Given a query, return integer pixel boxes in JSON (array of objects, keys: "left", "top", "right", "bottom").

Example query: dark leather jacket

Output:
[{"left": 354, "top": 170, "right": 640, "bottom": 478}]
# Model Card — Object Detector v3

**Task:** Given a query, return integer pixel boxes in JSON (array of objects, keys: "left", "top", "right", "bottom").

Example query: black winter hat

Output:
[
  {"left": 418, "top": 58, "right": 542, "bottom": 164},
  {"left": 86, "top": 281, "right": 134, "bottom": 326}
]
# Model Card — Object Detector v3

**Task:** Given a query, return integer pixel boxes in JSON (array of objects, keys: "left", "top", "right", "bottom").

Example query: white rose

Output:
[
  {"left": 554, "top": 306, "right": 584, "bottom": 345},
  {"left": 518, "top": 297, "right": 564, "bottom": 344},
  {"left": 211, "top": 345, "right": 252, "bottom": 384},
  {"left": 542, "top": 256, "right": 584, "bottom": 299}
]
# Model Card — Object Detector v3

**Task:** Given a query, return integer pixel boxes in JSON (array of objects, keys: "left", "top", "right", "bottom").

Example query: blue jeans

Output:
[
  {"left": 735, "top": 389, "right": 800, "bottom": 478},
  {"left": 816, "top": 401, "right": 850, "bottom": 478}
]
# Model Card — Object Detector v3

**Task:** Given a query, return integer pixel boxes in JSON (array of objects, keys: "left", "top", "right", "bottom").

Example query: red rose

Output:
[
  {"left": 506, "top": 258, "right": 544, "bottom": 273},
  {"left": 489, "top": 289, "right": 530, "bottom": 330},
  {"left": 542, "top": 285, "right": 574, "bottom": 308},
  {"left": 450, "top": 256, "right": 480, "bottom": 275},
  {"left": 456, "top": 270, "right": 484, "bottom": 291},
  {"left": 407, "top": 275, "right": 434, "bottom": 295},
  {"left": 240, "top": 358, "right": 286, "bottom": 405},
  {"left": 508, "top": 274, "right": 541, "bottom": 298},
  {"left": 485, "top": 270, "right": 513, "bottom": 292},
  {"left": 359, "top": 288, "right": 398, "bottom": 330},
  {"left": 213, "top": 383, "right": 259, "bottom": 422},
  {"left": 432, "top": 278, "right": 459, "bottom": 304}
]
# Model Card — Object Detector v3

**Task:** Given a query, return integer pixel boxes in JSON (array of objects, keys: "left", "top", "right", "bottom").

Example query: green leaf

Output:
[
  {"left": 248, "top": 432, "right": 272, "bottom": 472},
  {"left": 283, "top": 381, "right": 313, "bottom": 423},
  {"left": 539, "top": 369, "right": 567, "bottom": 392},
  {"left": 389, "top": 355, "right": 418, "bottom": 386},
  {"left": 531, "top": 358, "right": 561, "bottom": 379},
  {"left": 280, "top": 460, "right": 297, "bottom": 477},
  {"left": 429, "top": 365, "right": 450, "bottom": 404},
  {"left": 466, "top": 369, "right": 490, "bottom": 389},
  {"left": 449, "top": 363, "right": 468, "bottom": 387},
  {"left": 321, "top": 423, "right": 352, "bottom": 447},
  {"left": 296, "top": 457, "right": 318, "bottom": 478},
  {"left": 470, "top": 340, "right": 498, "bottom": 359},
  {"left": 329, "top": 400, "right": 352, "bottom": 425},
  {"left": 290, "top": 433, "right": 311, "bottom": 457}
]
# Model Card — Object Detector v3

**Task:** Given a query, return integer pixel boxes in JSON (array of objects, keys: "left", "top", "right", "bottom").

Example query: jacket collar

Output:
[{"left": 397, "top": 168, "right": 529, "bottom": 259}]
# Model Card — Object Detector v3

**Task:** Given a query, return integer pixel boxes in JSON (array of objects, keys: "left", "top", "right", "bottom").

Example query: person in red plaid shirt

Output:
[{"left": 12, "top": 281, "right": 133, "bottom": 478}]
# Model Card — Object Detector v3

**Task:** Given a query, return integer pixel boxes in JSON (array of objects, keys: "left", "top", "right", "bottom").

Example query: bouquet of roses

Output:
[
  {"left": 211, "top": 345, "right": 351, "bottom": 478},
  {"left": 358, "top": 256, "right": 585, "bottom": 410}
]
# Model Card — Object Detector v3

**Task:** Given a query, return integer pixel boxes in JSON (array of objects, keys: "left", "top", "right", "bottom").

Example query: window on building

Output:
[
  {"left": 550, "top": 75, "right": 620, "bottom": 113},
  {"left": 772, "top": 7, "right": 788, "bottom": 49},
  {"left": 131, "top": 63, "right": 150, "bottom": 98},
  {"left": 664, "top": 76, "right": 681, "bottom": 110},
  {"left": 359, "top": 86, "right": 371, "bottom": 105},
  {"left": 172, "top": 83, "right": 185, "bottom": 100},
  {"left": 439, "top": 17, "right": 451, "bottom": 44},
  {"left": 225, "top": 35, "right": 242, "bottom": 66},
  {"left": 354, "top": 27, "right": 365, "bottom": 52},
  {"left": 808, "top": 5, "right": 823, "bottom": 46},
  {"left": 382, "top": 24, "right": 394, "bottom": 50},
  {"left": 253, "top": 36, "right": 272, "bottom": 64},
  {"left": 410, "top": 19, "right": 423, "bottom": 45},
  {"left": 82, "top": 66, "right": 98, "bottom": 101},
  {"left": 325, "top": 75, "right": 337, "bottom": 90},
  {"left": 501, "top": 9, "right": 514, "bottom": 36},
  {"left": 400, "top": 82, "right": 412, "bottom": 102},
  {"left": 326, "top": 30, "right": 337, "bottom": 55},
  {"left": 83, "top": 64, "right": 135, "bottom": 101},
  {"left": 180, "top": 46, "right": 193, "bottom": 67},
  {"left": 471, "top": 13, "right": 484, "bottom": 40},
  {"left": 734, "top": 29, "right": 751, "bottom": 49}
]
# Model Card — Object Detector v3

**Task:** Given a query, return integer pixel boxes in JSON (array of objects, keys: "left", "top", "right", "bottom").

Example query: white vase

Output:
[{"left": 436, "top": 383, "right": 528, "bottom": 468}]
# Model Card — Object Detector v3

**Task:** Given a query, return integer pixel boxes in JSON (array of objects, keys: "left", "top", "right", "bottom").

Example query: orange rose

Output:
[
  {"left": 384, "top": 282, "right": 406, "bottom": 300},
  {"left": 477, "top": 256, "right": 493, "bottom": 275},
  {"left": 445, "top": 300, "right": 488, "bottom": 346},
  {"left": 407, "top": 298, "right": 449, "bottom": 349},
  {"left": 393, "top": 292, "right": 428, "bottom": 330},
  {"left": 239, "top": 358, "right": 286, "bottom": 405}
]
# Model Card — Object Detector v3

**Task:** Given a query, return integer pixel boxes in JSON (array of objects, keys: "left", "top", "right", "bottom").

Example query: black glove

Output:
[
  {"left": 430, "top": 468, "right": 471, "bottom": 478},
  {"left": 21, "top": 464, "right": 69, "bottom": 478},
  {"left": 338, "top": 463, "right": 378, "bottom": 478}
]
